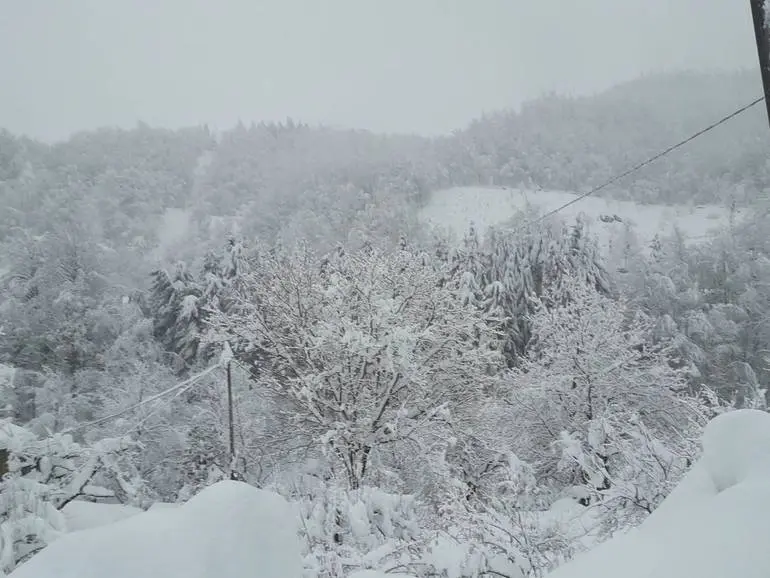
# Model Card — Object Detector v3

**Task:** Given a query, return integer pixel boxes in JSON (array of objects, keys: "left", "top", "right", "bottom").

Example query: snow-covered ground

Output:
[
  {"left": 545, "top": 409, "right": 770, "bottom": 578},
  {"left": 8, "top": 410, "right": 770, "bottom": 577},
  {"left": 420, "top": 186, "right": 741, "bottom": 249},
  {"left": 10, "top": 481, "right": 302, "bottom": 578},
  {"left": 61, "top": 501, "right": 142, "bottom": 533}
]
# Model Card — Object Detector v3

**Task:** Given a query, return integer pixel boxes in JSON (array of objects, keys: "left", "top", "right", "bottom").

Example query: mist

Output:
[
  {"left": 2, "top": 3, "right": 770, "bottom": 578},
  {"left": 0, "top": 0, "right": 758, "bottom": 140}
]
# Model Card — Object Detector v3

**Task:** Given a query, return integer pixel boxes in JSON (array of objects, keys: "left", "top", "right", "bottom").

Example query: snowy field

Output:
[
  {"left": 419, "top": 186, "right": 742, "bottom": 249},
  {"left": 10, "top": 409, "right": 770, "bottom": 578}
]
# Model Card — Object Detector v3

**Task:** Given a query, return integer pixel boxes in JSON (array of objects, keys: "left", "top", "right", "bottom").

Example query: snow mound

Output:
[
  {"left": 701, "top": 408, "right": 770, "bottom": 491},
  {"left": 10, "top": 480, "right": 302, "bottom": 578},
  {"left": 146, "top": 501, "right": 180, "bottom": 511},
  {"left": 545, "top": 409, "right": 770, "bottom": 578},
  {"left": 61, "top": 501, "right": 142, "bottom": 532}
]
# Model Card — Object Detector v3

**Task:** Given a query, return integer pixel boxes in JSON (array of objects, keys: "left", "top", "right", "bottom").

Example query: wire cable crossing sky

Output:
[{"left": 532, "top": 95, "right": 766, "bottom": 225}]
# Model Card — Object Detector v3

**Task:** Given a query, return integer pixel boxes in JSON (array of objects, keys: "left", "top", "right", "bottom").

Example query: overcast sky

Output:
[{"left": 0, "top": 0, "right": 759, "bottom": 141}]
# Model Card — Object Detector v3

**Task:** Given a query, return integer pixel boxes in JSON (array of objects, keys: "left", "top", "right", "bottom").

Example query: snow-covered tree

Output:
[
  {"left": 505, "top": 276, "right": 708, "bottom": 525},
  {"left": 149, "top": 262, "right": 204, "bottom": 371},
  {"left": 445, "top": 215, "right": 610, "bottom": 367},
  {"left": 207, "top": 244, "right": 502, "bottom": 490}
]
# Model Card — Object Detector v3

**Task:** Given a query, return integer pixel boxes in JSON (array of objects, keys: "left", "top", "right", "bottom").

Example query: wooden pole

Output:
[
  {"left": 750, "top": 0, "right": 770, "bottom": 127},
  {"left": 226, "top": 361, "right": 236, "bottom": 480}
]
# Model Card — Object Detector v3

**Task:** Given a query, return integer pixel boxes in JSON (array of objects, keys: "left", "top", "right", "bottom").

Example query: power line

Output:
[
  {"left": 61, "top": 363, "right": 221, "bottom": 434},
  {"left": 530, "top": 95, "right": 766, "bottom": 226}
]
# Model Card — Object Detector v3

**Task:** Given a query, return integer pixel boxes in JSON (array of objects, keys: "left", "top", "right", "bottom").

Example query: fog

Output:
[
  {"left": 0, "top": 0, "right": 759, "bottom": 140},
  {"left": 4, "top": 3, "right": 770, "bottom": 578}
]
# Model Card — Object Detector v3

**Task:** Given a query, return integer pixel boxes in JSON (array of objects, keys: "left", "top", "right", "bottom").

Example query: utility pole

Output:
[
  {"left": 226, "top": 360, "right": 236, "bottom": 480},
  {"left": 750, "top": 0, "right": 770, "bottom": 127}
]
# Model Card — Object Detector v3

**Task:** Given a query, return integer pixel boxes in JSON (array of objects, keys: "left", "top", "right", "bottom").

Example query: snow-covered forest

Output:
[{"left": 1, "top": 70, "right": 770, "bottom": 577}]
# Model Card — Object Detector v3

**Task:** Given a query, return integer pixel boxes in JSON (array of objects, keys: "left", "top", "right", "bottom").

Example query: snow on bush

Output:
[
  {"left": 507, "top": 276, "right": 706, "bottom": 532},
  {"left": 9, "top": 480, "right": 302, "bottom": 578},
  {"left": 0, "top": 420, "right": 141, "bottom": 575},
  {"left": 0, "top": 365, "right": 14, "bottom": 418},
  {"left": 296, "top": 477, "right": 423, "bottom": 578},
  {"left": 544, "top": 409, "right": 770, "bottom": 578}
]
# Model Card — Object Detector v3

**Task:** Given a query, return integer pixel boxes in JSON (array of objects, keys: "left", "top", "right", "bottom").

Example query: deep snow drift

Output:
[
  {"left": 60, "top": 499, "right": 180, "bottom": 534},
  {"left": 9, "top": 410, "right": 770, "bottom": 578},
  {"left": 545, "top": 409, "right": 770, "bottom": 578},
  {"left": 420, "top": 186, "right": 740, "bottom": 250},
  {"left": 9, "top": 480, "right": 302, "bottom": 578},
  {"left": 61, "top": 501, "right": 142, "bottom": 533}
]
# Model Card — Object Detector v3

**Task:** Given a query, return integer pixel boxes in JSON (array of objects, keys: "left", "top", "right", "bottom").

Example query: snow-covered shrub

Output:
[
  {"left": 554, "top": 415, "right": 694, "bottom": 534},
  {"left": 506, "top": 276, "right": 709, "bottom": 534},
  {"left": 295, "top": 475, "right": 424, "bottom": 578},
  {"left": 546, "top": 409, "right": 770, "bottom": 578},
  {"left": 428, "top": 446, "right": 583, "bottom": 578},
  {"left": 0, "top": 421, "right": 142, "bottom": 574},
  {"left": 0, "top": 366, "right": 15, "bottom": 420}
]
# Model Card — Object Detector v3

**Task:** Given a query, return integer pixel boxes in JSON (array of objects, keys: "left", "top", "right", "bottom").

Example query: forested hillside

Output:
[
  {"left": 451, "top": 70, "right": 769, "bottom": 203},
  {"left": 0, "top": 70, "right": 769, "bottom": 577}
]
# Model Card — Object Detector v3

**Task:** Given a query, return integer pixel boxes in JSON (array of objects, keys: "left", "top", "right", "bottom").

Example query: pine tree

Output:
[
  {"left": 442, "top": 217, "right": 610, "bottom": 367},
  {"left": 149, "top": 262, "right": 203, "bottom": 371}
]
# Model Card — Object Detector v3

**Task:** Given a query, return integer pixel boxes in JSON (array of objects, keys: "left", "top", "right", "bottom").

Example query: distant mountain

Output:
[
  {"left": 444, "top": 69, "right": 769, "bottom": 205},
  {"left": 1, "top": 70, "right": 767, "bottom": 268}
]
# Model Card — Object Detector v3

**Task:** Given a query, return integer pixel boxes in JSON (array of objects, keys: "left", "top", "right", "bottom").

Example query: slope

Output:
[
  {"left": 419, "top": 186, "right": 742, "bottom": 251},
  {"left": 9, "top": 480, "right": 302, "bottom": 578}
]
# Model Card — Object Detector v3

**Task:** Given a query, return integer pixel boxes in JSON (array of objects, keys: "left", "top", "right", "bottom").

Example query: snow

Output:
[
  {"left": 0, "top": 421, "right": 37, "bottom": 451},
  {"left": 348, "top": 570, "right": 412, "bottom": 578},
  {"left": 700, "top": 408, "right": 770, "bottom": 490},
  {"left": 146, "top": 501, "right": 180, "bottom": 511},
  {"left": 219, "top": 340, "right": 234, "bottom": 365},
  {"left": 421, "top": 535, "right": 522, "bottom": 578},
  {"left": 61, "top": 501, "right": 142, "bottom": 532},
  {"left": 544, "top": 409, "right": 770, "bottom": 578},
  {"left": 151, "top": 207, "right": 192, "bottom": 262},
  {"left": 420, "top": 186, "right": 741, "bottom": 250},
  {"left": 9, "top": 480, "right": 302, "bottom": 578},
  {"left": 179, "top": 293, "right": 199, "bottom": 320},
  {"left": 0, "top": 365, "right": 14, "bottom": 383}
]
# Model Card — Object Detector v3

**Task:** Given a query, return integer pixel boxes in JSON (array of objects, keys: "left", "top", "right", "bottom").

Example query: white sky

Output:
[{"left": 0, "top": 0, "right": 759, "bottom": 141}]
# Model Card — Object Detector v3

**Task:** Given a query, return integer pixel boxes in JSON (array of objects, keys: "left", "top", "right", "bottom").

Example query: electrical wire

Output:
[
  {"left": 60, "top": 363, "right": 221, "bottom": 434},
  {"left": 530, "top": 95, "right": 766, "bottom": 226}
]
